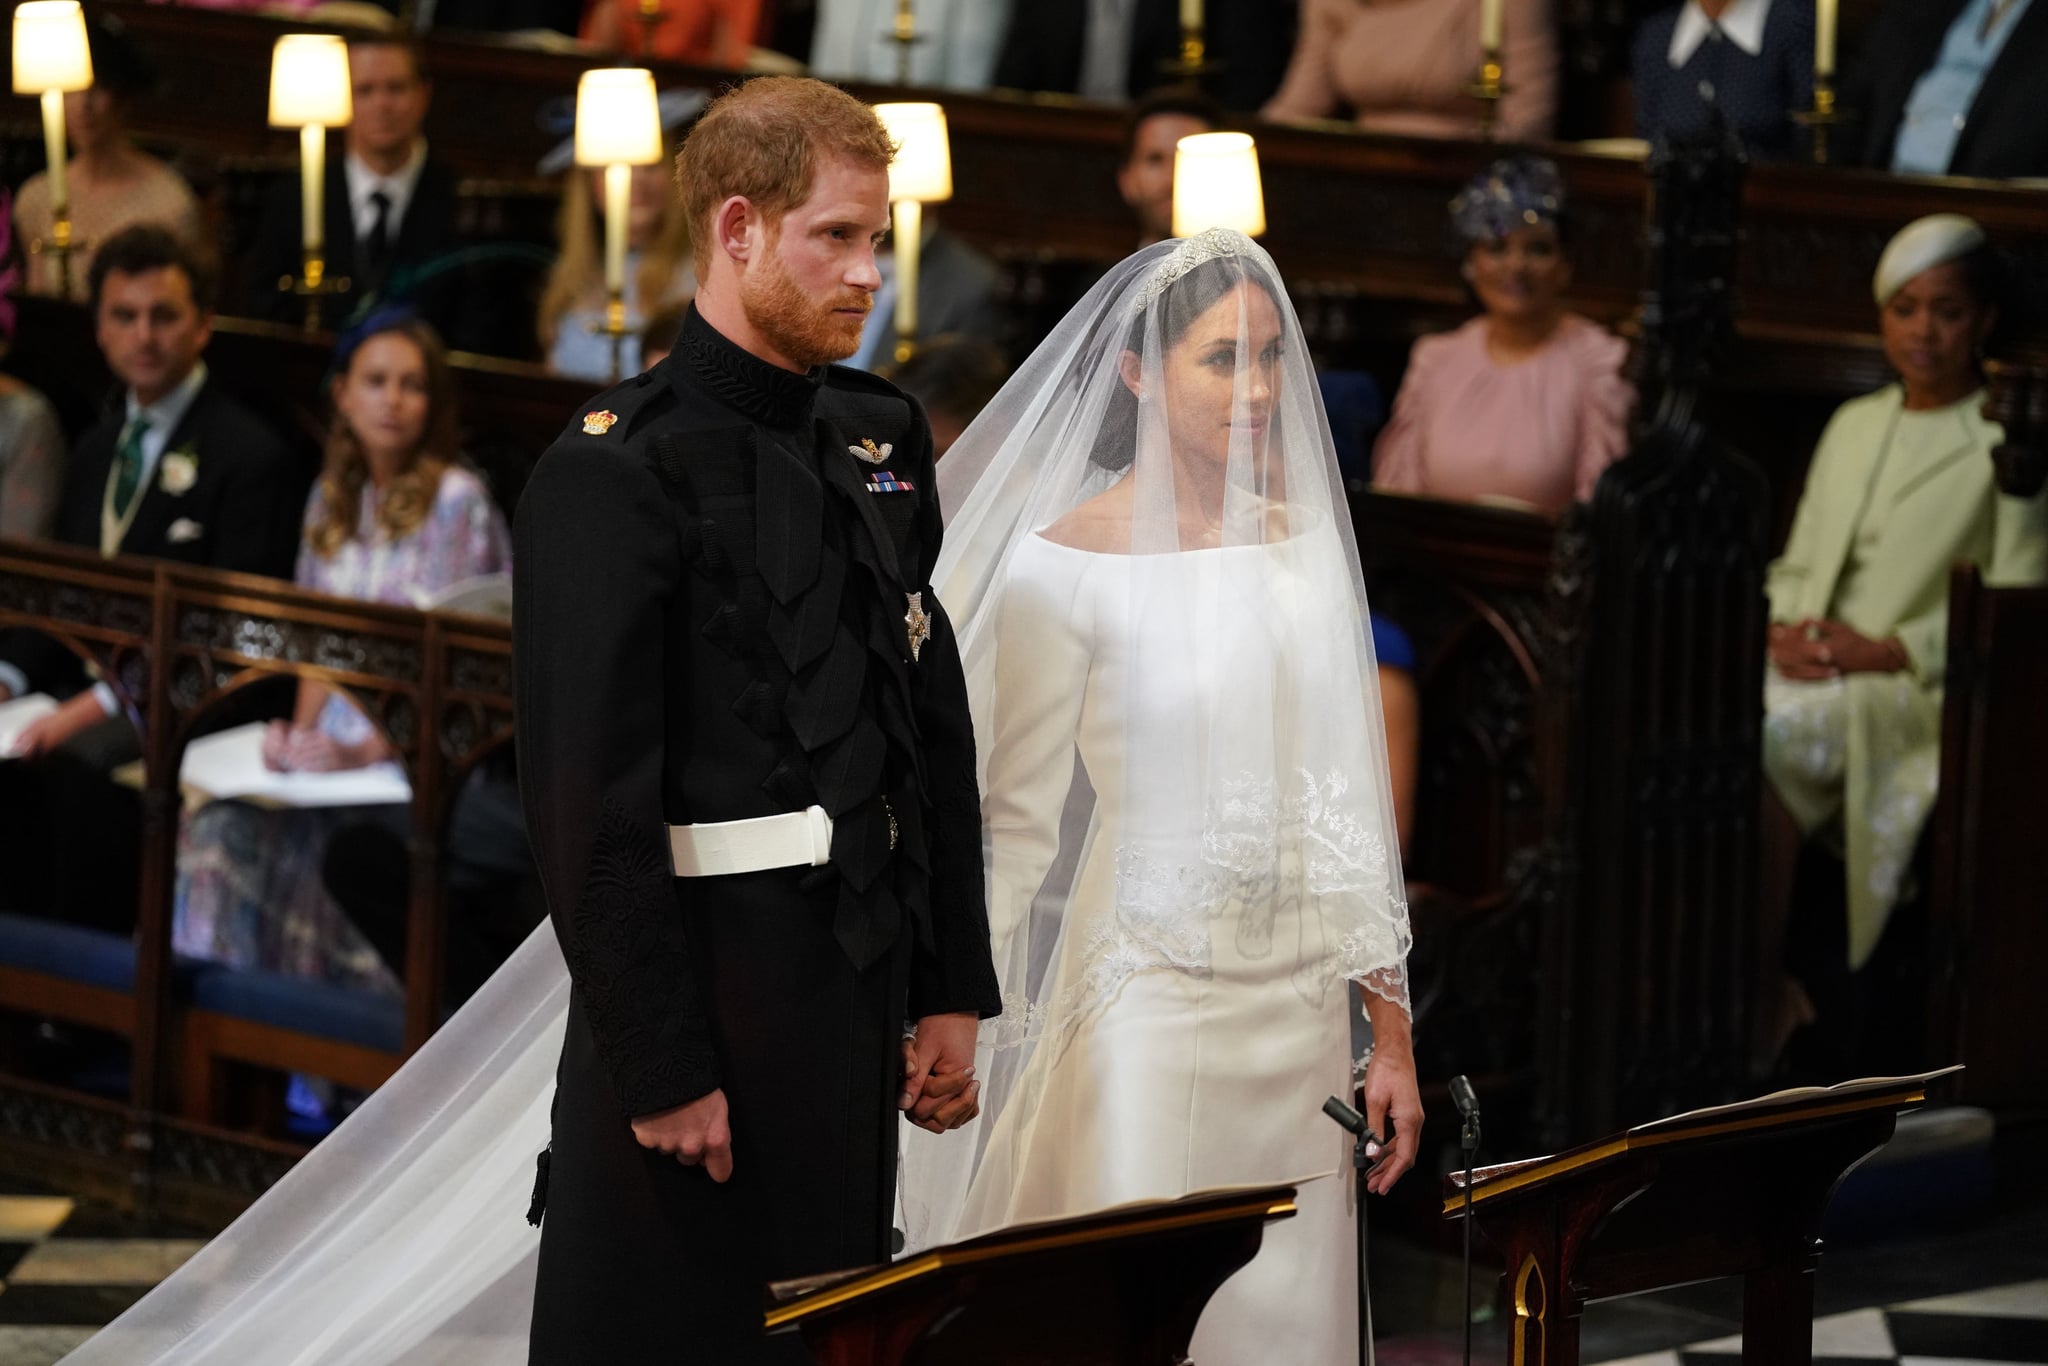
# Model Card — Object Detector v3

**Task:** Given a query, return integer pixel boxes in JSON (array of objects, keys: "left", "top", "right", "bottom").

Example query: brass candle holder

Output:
[
  {"left": 28, "top": 213, "right": 84, "bottom": 300},
  {"left": 278, "top": 253, "right": 352, "bottom": 335},
  {"left": 886, "top": 0, "right": 925, "bottom": 86},
  {"left": 588, "top": 289, "right": 632, "bottom": 383},
  {"left": 635, "top": 0, "right": 664, "bottom": 57},
  {"left": 1159, "top": 26, "right": 1223, "bottom": 84},
  {"left": 1794, "top": 76, "right": 1842, "bottom": 166},
  {"left": 1466, "top": 49, "right": 1509, "bottom": 142}
]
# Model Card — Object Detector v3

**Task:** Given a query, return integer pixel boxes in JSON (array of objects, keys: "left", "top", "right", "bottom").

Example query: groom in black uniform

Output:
[{"left": 515, "top": 77, "right": 1001, "bottom": 1362}]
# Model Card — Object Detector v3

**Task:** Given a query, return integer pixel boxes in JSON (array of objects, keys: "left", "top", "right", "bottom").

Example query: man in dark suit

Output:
[
  {"left": 993, "top": 0, "right": 1296, "bottom": 111},
  {"left": 243, "top": 36, "right": 501, "bottom": 351},
  {"left": 0, "top": 224, "right": 301, "bottom": 930},
  {"left": 844, "top": 219, "right": 1009, "bottom": 369},
  {"left": 1843, "top": 0, "right": 2048, "bottom": 178}
]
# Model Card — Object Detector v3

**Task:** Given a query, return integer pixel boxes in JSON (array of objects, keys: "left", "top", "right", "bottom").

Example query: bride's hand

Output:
[{"left": 1359, "top": 996, "right": 1423, "bottom": 1196}]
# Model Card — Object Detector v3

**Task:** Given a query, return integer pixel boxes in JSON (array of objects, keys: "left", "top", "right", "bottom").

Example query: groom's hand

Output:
[
  {"left": 901, "top": 1013, "right": 981, "bottom": 1134},
  {"left": 631, "top": 1089, "right": 734, "bottom": 1182}
]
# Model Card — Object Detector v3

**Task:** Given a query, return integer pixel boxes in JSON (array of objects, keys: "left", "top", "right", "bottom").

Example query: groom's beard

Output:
[{"left": 741, "top": 251, "right": 872, "bottom": 368}]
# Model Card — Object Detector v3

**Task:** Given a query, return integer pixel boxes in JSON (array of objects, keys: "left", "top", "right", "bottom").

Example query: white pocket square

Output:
[{"left": 166, "top": 518, "right": 205, "bottom": 544}]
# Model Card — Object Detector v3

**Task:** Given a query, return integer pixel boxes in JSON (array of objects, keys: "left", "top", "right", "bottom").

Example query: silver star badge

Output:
[{"left": 904, "top": 592, "right": 931, "bottom": 663}]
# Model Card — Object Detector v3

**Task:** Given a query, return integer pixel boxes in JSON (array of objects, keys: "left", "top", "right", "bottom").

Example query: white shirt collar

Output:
[
  {"left": 125, "top": 360, "right": 208, "bottom": 444},
  {"left": 1669, "top": 0, "right": 1773, "bottom": 67},
  {"left": 344, "top": 139, "right": 429, "bottom": 239}
]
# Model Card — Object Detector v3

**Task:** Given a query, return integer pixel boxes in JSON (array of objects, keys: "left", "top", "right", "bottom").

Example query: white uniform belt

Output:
[{"left": 667, "top": 806, "right": 834, "bottom": 877}]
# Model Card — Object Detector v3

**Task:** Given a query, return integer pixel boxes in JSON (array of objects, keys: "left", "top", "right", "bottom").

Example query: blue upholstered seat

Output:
[
  {"left": 0, "top": 912, "right": 401, "bottom": 1055},
  {"left": 0, "top": 912, "right": 145, "bottom": 993},
  {"left": 189, "top": 967, "right": 403, "bottom": 1055}
]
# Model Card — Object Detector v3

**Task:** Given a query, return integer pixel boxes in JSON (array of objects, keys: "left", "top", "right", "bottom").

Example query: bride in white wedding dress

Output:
[
  {"left": 902, "top": 228, "right": 1421, "bottom": 1364},
  {"left": 62, "top": 229, "right": 1417, "bottom": 1365}
]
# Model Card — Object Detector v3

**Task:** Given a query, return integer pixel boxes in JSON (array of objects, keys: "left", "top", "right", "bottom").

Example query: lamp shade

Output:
[
  {"left": 268, "top": 34, "right": 352, "bottom": 128},
  {"left": 12, "top": 2, "right": 92, "bottom": 95},
  {"left": 875, "top": 102, "right": 952, "bottom": 204},
  {"left": 574, "top": 68, "right": 664, "bottom": 167},
  {"left": 1172, "top": 131, "right": 1266, "bottom": 239}
]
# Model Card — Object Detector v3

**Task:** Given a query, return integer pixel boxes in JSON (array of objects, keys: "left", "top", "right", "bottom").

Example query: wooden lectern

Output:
[
  {"left": 763, "top": 1183, "right": 1301, "bottom": 1365},
  {"left": 1446, "top": 1069, "right": 1960, "bottom": 1366}
]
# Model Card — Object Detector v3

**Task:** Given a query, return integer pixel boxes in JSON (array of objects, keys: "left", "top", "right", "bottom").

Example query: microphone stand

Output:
[
  {"left": 1322, "top": 1095, "right": 1378, "bottom": 1366},
  {"left": 1449, "top": 1075, "right": 1482, "bottom": 1366}
]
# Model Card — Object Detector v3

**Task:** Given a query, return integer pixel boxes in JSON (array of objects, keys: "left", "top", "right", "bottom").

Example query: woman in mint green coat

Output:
[{"left": 1756, "top": 214, "right": 2048, "bottom": 1072}]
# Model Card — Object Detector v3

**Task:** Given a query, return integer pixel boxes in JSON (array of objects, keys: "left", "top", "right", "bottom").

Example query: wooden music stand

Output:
[
  {"left": 764, "top": 1182, "right": 1302, "bottom": 1365},
  {"left": 1445, "top": 1069, "right": 1961, "bottom": 1366}
]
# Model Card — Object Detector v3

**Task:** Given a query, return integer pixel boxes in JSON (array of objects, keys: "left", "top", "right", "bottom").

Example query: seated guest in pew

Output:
[
  {"left": 174, "top": 311, "right": 511, "bottom": 990},
  {"left": 879, "top": 332, "right": 1010, "bottom": 458},
  {"left": 1264, "top": 0, "right": 1558, "bottom": 142},
  {"left": 0, "top": 226, "right": 301, "bottom": 932},
  {"left": 993, "top": 0, "right": 1295, "bottom": 110},
  {"left": 580, "top": 0, "right": 761, "bottom": 67},
  {"left": 243, "top": 35, "right": 499, "bottom": 352},
  {"left": 1843, "top": 0, "right": 2048, "bottom": 179},
  {"left": 319, "top": 759, "right": 545, "bottom": 1009},
  {"left": 1632, "top": 0, "right": 1816, "bottom": 158},
  {"left": 1371, "top": 157, "right": 1634, "bottom": 519},
  {"left": 809, "top": 0, "right": 1011, "bottom": 89},
  {"left": 1121, "top": 88, "right": 1222, "bottom": 251},
  {"left": 11, "top": 14, "right": 201, "bottom": 303},
  {"left": 0, "top": 205, "right": 67, "bottom": 541},
  {"left": 843, "top": 218, "right": 1006, "bottom": 372},
  {"left": 537, "top": 98, "right": 701, "bottom": 383},
  {"left": 1755, "top": 214, "right": 2048, "bottom": 1073}
]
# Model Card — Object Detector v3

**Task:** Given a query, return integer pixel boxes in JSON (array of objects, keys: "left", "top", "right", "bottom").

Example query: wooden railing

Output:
[{"left": 0, "top": 539, "right": 510, "bottom": 1221}]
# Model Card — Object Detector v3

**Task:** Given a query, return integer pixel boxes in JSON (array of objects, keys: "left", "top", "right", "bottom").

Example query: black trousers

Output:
[
  {"left": 0, "top": 715, "right": 142, "bottom": 932},
  {"left": 528, "top": 867, "right": 909, "bottom": 1364}
]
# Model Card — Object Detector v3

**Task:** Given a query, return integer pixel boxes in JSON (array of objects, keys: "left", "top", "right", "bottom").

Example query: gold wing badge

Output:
[{"left": 850, "top": 438, "right": 893, "bottom": 464}]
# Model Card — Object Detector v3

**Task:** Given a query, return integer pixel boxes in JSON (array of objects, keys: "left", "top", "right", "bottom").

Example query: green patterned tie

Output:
[{"left": 111, "top": 419, "right": 150, "bottom": 521}]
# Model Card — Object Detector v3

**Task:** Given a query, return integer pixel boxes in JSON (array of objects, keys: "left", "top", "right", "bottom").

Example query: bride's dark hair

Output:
[{"left": 1090, "top": 252, "right": 1283, "bottom": 472}]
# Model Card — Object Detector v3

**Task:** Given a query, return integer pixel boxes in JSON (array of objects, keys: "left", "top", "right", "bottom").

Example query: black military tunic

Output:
[{"left": 514, "top": 306, "right": 1001, "bottom": 1363}]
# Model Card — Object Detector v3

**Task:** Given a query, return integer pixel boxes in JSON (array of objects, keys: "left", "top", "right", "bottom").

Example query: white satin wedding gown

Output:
[{"left": 948, "top": 526, "right": 1367, "bottom": 1364}]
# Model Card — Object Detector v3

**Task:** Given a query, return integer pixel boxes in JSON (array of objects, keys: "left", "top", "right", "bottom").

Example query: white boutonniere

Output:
[{"left": 159, "top": 446, "right": 200, "bottom": 496}]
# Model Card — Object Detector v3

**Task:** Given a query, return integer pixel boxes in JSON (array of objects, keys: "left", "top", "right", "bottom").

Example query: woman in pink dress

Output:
[{"left": 1372, "top": 157, "right": 1635, "bottom": 519}]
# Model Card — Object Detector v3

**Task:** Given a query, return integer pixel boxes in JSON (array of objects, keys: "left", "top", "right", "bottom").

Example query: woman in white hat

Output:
[{"left": 1755, "top": 213, "right": 2048, "bottom": 1073}]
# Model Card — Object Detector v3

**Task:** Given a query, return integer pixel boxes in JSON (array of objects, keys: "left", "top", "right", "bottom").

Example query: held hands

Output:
[
  {"left": 900, "top": 1012, "right": 982, "bottom": 1135},
  {"left": 1768, "top": 619, "right": 1909, "bottom": 681},
  {"left": 631, "top": 1089, "right": 734, "bottom": 1182}
]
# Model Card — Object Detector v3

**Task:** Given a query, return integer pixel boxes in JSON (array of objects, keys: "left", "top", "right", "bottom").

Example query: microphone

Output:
[
  {"left": 1323, "top": 1094, "right": 1379, "bottom": 1366},
  {"left": 1449, "top": 1075, "right": 1481, "bottom": 1366},
  {"left": 1321, "top": 1095, "right": 1378, "bottom": 1142}
]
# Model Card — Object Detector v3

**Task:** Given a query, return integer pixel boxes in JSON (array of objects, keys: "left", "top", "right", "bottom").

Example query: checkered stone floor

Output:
[
  {"left": 0, "top": 1193, "right": 203, "bottom": 1366},
  {"left": 1596, "top": 1284, "right": 2048, "bottom": 1366}
]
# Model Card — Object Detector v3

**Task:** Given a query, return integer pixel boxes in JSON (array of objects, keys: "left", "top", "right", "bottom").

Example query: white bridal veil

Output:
[
  {"left": 63, "top": 230, "right": 1408, "bottom": 1362},
  {"left": 899, "top": 229, "right": 1410, "bottom": 1252}
]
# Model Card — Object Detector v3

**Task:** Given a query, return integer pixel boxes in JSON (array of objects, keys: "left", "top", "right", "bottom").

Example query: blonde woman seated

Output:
[
  {"left": 1372, "top": 157, "right": 1634, "bottom": 519},
  {"left": 1755, "top": 215, "right": 2048, "bottom": 1071},
  {"left": 174, "top": 313, "right": 511, "bottom": 989},
  {"left": 539, "top": 156, "right": 695, "bottom": 382}
]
